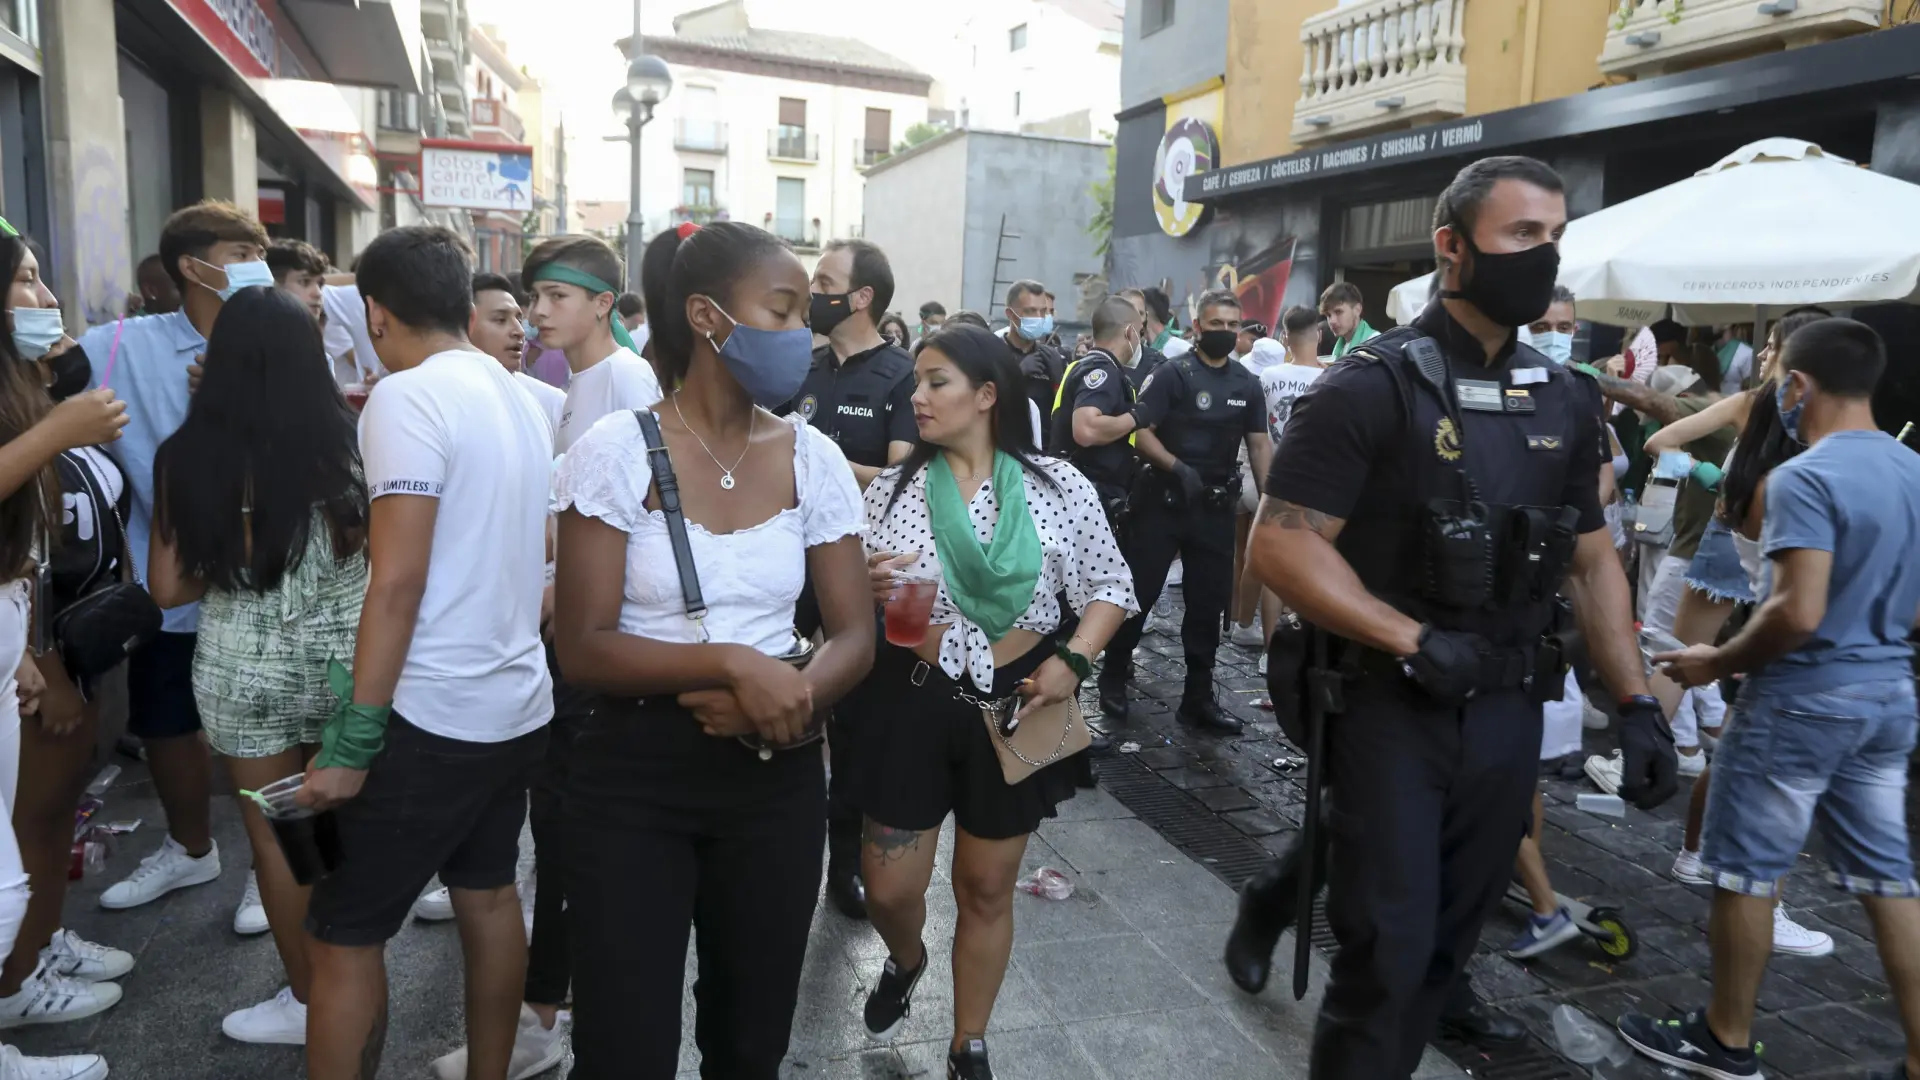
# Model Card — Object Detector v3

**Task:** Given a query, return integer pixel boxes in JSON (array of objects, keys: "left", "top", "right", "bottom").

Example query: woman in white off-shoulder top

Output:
[
  {"left": 550, "top": 222, "right": 875, "bottom": 1079},
  {"left": 854, "top": 324, "right": 1138, "bottom": 1080}
]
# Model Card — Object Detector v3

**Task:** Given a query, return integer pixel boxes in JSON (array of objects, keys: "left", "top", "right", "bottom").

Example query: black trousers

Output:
[
  {"left": 1103, "top": 492, "right": 1236, "bottom": 694},
  {"left": 1308, "top": 682, "right": 1539, "bottom": 1080},
  {"left": 825, "top": 614, "right": 883, "bottom": 863},
  {"left": 565, "top": 697, "right": 826, "bottom": 1079},
  {"left": 524, "top": 642, "right": 597, "bottom": 1005}
]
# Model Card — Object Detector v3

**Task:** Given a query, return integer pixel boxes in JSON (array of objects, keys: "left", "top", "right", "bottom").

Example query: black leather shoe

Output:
[
  {"left": 1178, "top": 697, "right": 1243, "bottom": 734},
  {"left": 1088, "top": 728, "right": 1112, "bottom": 755},
  {"left": 826, "top": 830, "right": 868, "bottom": 920},
  {"left": 1097, "top": 679, "right": 1128, "bottom": 724},
  {"left": 1223, "top": 886, "right": 1285, "bottom": 994},
  {"left": 1438, "top": 1002, "right": 1526, "bottom": 1047},
  {"left": 826, "top": 868, "right": 867, "bottom": 920}
]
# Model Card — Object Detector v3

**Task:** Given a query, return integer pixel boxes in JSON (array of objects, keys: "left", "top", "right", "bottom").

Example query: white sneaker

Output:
[
  {"left": 412, "top": 886, "right": 456, "bottom": 922},
  {"left": 1677, "top": 749, "right": 1707, "bottom": 778},
  {"left": 1142, "top": 610, "right": 1166, "bottom": 636},
  {"left": 99, "top": 837, "right": 220, "bottom": 910},
  {"left": 38, "top": 931, "right": 131, "bottom": 983},
  {"left": 1229, "top": 623, "right": 1264, "bottom": 649},
  {"left": 233, "top": 871, "right": 268, "bottom": 936},
  {"left": 1773, "top": 906, "right": 1834, "bottom": 957},
  {"left": 221, "top": 986, "right": 306, "bottom": 1045},
  {"left": 430, "top": 1003, "right": 567, "bottom": 1080},
  {"left": 1672, "top": 848, "right": 1711, "bottom": 886},
  {"left": 1581, "top": 697, "right": 1610, "bottom": 730},
  {"left": 0, "top": 1043, "right": 109, "bottom": 1080},
  {"left": 0, "top": 966, "right": 123, "bottom": 1028},
  {"left": 1257, "top": 652, "right": 1268, "bottom": 677},
  {"left": 1583, "top": 751, "right": 1623, "bottom": 796}
]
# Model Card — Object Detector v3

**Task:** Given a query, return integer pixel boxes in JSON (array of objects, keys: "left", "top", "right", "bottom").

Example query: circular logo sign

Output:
[
  {"left": 1195, "top": 390, "right": 1213, "bottom": 411},
  {"left": 1153, "top": 117, "right": 1219, "bottom": 238},
  {"left": 1083, "top": 367, "right": 1108, "bottom": 390},
  {"left": 798, "top": 394, "right": 818, "bottom": 421}
]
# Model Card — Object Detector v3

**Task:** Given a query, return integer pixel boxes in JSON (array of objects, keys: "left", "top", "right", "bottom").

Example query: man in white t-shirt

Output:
[
  {"left": 321, "top": 281, "right": 385, "bottom": 387},
  {"left": 524, "top": 236, "right": 663, "bottom": 453},
  {"left": 471, "top": 271, "right": 564, "bottom": 437},
  {"left": 1233, "top": 307, "right": 1329, "bottom": 653},
  {"left": 298, "top": 225, "right": 554, "bottom": 1080}
]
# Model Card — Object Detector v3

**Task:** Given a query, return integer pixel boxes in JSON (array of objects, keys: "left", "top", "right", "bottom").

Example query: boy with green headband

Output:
[{"left": 523, "top": 235, "right": 661, "bottom": 453}]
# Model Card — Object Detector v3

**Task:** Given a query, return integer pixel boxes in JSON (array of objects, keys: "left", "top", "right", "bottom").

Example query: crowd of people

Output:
[{"left": 0, "top": 146, "right": 1906, "bottom": 1080}]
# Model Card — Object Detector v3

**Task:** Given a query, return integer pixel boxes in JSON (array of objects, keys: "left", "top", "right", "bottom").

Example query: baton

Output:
[{"left": 1293, "top": 626, "right": 1333, "bottom": 1001}]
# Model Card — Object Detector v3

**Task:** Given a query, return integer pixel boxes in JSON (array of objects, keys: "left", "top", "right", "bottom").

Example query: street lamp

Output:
[{"left": 613, "top": 46, "right": 672, "bottom": 292}]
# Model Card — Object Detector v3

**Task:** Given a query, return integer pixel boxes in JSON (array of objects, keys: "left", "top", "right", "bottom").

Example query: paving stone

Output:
[
  {"left": 1221, "top": 808, "right": 1290, "bottom": 837},
  {"left": 896, "top": 1025, "right": 1104, "bottom": 1080},
  {"left": 1067, "top": 1005, "right": 1279, "bottom": 1080},
  {"left": 1191, "top": 785, "right": 1260, "bottom": 813},
  {"left": 1135, "top": 746, "right": 1200, "bottom": 770},
  {"left": 1016, "top": 935, "right": 1206, "bottom": 1022},
  {"left": 1778, "top": 1002, "right": 1907, "bottom": 1062},
  {"left": 1038, "top": 818, "right": 1182, "bottom": 873},
  {"left": 1752, "top": 1012, "right": 1859, "bottom": 1075},
  {"left": 1159, "top": 765, "right": 1233, "bottom": 790},
  {"left": 1083, "top": 861, "right": 1238, "bottom": 931}
]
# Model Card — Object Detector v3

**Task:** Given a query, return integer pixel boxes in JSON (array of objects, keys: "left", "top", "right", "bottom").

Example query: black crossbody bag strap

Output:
[{"left": 634, "top": 410, "right": 709, "bottom": 641}]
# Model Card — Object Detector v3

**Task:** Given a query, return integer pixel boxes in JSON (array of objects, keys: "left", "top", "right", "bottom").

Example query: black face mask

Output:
[
  {"left": 1444, "top": 239, "right": 1560, "bottom": 328},
  {"left": 1197, "top": 329, "right": 1239, "bottom": 360},
  {"left": 809, "top": 292, "right": 854, "bottom": 337},
  {"left": 45, "top": 348, "right": 91, "bottom": 401}
]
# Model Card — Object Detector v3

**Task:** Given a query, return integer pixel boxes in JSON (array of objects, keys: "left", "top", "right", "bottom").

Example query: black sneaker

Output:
[
  {"left": 863, "top": 943, "right": 926, "bottom": 1042},
  {"left": 1617, "top": 1010, "right": 1760, "bottom": 1079},
  {"left": 948, "top": 1039, "right": 993, "bottom": 1080}
]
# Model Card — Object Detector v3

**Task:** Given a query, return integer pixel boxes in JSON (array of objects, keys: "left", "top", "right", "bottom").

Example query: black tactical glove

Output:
[
  {"left": 1400, "top": 625, "right": 1490, "bottom": 707},
  {"left": 1617, "top": 694, "right": 1678, "bottom": 810},
  {"left": 1170, "top": 461, "right": 1205, "bottom": 505}
]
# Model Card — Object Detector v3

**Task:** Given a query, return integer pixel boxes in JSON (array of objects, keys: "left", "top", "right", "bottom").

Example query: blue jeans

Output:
[
  {"left": 1702, "top": 677, "right": 1918, "bottom": 898},
  {"left": 1683, "top": 519, "right": 1756, "bottom": 604}
]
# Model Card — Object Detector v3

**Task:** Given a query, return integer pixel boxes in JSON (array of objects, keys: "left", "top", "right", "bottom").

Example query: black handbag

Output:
[
  {"left": 46, "top": 481, "right": 162, "bottom": 680},
  {"left": 632, "top": 409, "right": 824, "bottom": 758}
]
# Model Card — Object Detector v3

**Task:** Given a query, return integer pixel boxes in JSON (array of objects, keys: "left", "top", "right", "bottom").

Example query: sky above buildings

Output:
[{"left": 466, "top": 0, "right": 974, "bottom": 200}]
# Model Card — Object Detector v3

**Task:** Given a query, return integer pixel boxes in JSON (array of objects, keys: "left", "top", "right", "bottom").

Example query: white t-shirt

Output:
[
  {"left": 514, "top": 371, "right": 566, "bottom": 439},
  {"left": 321, "top": 284, "right": 384, "bottom": 384},
  {"left": 1162, "top": 336, "right": 1193, "bottom": 359},
  {"left": 359, "top": 349, "right": 555, "bottom": 742},
  {"left": 1719, "top": 340, "right": 1754, "bottom": 396},
  {"left": 1259, "top": 362, "right": 1326, "bottom": 445},
  {"left": 550, "top": 411, "right": 864, "bottom": 654},
  {"left": 556, "top": 346, "right": 663, "bottom": 455}
]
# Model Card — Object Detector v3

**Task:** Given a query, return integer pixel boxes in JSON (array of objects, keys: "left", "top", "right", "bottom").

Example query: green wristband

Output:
[
  {"left": 1572, "top": 362, "right": 1605, "bottom": 380},
  {"left": 1055, "top": 642, "right": 1093, "bottom": 684},
  {"left": 1691, "top": 461, "right": 1723, "bottom": 491},
  {"left": 313, "top": 659, "right": 392, "bottom": 771}
]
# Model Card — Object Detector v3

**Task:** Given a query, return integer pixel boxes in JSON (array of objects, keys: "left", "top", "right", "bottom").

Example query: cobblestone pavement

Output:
[{"left": 1094, "top": 585, "right": 1914, "bottom": 1080}]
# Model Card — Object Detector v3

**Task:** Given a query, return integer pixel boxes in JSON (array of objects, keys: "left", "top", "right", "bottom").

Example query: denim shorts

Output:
[
  {"left": 1683, "top": 519, "right": 1755, "bottom": 604},
  {"left": 1701, "top": 678, "right": 1918, "bottom": 898}
]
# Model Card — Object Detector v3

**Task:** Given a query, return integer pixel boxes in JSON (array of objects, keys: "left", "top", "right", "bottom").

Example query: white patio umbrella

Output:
[
  {"left": 1557, "top": 138, "right": 1920, "bottom": 326},
  {"left": 1387, "top": 271, "right": 1437, "bottom": 325}
]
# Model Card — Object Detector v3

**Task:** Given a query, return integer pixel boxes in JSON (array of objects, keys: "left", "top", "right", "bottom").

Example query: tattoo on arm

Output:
[
  {"left": 1258, "top": 499, "right": 1340, "bottom": 539},
  {"left": 862, "top": 820, "right": 925, "bottom": 864},
  {"left": 1593, "top": 373, "right": 1682, "bottom": 425}
]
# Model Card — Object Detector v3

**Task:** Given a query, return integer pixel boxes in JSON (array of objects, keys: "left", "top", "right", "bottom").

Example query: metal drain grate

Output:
[
  {"left": 1095, "top": 754, "right": 1584, "bottom": 1080},
  {"left": 1092, "top": 754, "right": 1274, "bottom": 888}
]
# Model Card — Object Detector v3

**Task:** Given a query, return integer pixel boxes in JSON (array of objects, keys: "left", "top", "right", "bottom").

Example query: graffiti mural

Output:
[
  {"left": 1110, "top": 194, "right": 1320, "bottom": 333},
  {"left": 71, "top": 142, "right": 131, "bottom": 327}
]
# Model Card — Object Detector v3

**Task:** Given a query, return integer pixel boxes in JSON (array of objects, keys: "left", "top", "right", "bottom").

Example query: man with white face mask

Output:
[
  {"left": 74, "top": 200, "right": 270, "bottom": 929},
  {"left": 1526, "top": 286, "right": 1579, "bottom": 367}
]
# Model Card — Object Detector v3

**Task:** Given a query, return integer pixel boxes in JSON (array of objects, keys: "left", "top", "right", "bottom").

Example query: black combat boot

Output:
[{"left": 1177, "top": 667, "right": 1242, "bottom": 734}]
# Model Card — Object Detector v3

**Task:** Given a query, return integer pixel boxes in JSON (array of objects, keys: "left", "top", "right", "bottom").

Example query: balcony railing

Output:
[
  {"left": 1292, "top": 0, "right": 1467, "bottom": 146},
  {"left": 471, "top": 98, "right": 525, "bottom": 142},
  {"left": 675, "top": 119, "right": 729, "bottom": 153},
  {"left": 772, "top": 218, "right": 820, "bottom": 249},
  {"left": 1598, "top": 0, "right": 1881, "bottom": 79},
  {"left": 853, "top": 139, "right": 891, "bottom": 170},
  {"left": 768, "top": 129, "right": 820, "bottom": 162}
]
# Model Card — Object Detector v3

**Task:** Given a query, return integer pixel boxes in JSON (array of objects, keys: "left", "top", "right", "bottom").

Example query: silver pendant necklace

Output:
[{"left": 672, "top": 392, "right": 754, "bottom": 490}]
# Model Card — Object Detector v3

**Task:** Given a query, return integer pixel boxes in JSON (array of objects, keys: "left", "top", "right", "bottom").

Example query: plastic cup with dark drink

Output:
[
  {"left": 253, "top": 774, "right": 345, "bottom": 886},
  {"left": 342, "top": 383, "right": 370, "bottom": 412},
  {"left": 884, "top": 555, "right": 941, "bottom": 648}
]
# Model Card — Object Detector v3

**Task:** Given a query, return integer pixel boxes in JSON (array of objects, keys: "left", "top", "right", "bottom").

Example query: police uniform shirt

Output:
[
  {"left": 1052, "top": 348, "right": 1133, "bottom": 492},
  {"left": 1264, "top": 302, "right": 1606, "bottom": 593},
  {"left": 788, "top": 341, "right": 917, "bottom": 469},
  {"left": 1009, "top": 336, "right": 1067, "bottom": 437},
  {"left": 1133, "top": 355, "right": 1265, "bottom": 485},
  {"left": 1127, "top": 344, "right": 1167, "bottom": 392}
]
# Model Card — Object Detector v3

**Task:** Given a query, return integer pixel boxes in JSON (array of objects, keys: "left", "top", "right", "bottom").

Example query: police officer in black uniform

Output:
[
  {"left": 1003, "top": 279, "right": 1067, "bottom": 440},
  {"left": 1119, "top": 287, "right": 1168, "bottom": 391},
  {"left": 1098, "top": 289, "right": 1271, "bottom": 733},
  {"left": 786, "top": 238, "right": 917, "bottom": 921},
  {"left": 1244, "top": 156, "right": 1676, "bottom": 1080},
  {"left": 1051, "top": 294, "right": 1146, "bottom": 523}
]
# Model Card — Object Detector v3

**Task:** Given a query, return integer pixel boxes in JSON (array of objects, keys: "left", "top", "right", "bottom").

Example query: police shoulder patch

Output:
[
  {"left": 798, "top": 394, "right": 818, "bottom": 420},
  {"left": 1083, "top": 367, "right": 1109, "bottom": 390}
]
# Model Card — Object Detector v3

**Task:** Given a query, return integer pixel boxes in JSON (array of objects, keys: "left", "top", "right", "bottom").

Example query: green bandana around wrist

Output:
[
  {"left": 527, "top": 263, "right": 639, "bottom": 355},
  {"left": 314, "top": 659, "right": 392, "bottom": 770},
  {"left": 925, "top": 452, "right": 1043, "bottom": 643}
]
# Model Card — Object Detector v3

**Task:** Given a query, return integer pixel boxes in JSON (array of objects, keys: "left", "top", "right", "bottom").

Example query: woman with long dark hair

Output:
[
  {"left": 857, "top": 324, "right": 1136, "bottom": 1080},
  {"left": 0, "top": 226, "right": 128, "bottom": 1077},
  {"left": 877, "top": 312, "right": 911, "bottom": 350},
  {"left": 147, "top": 285, "right": 369, "bottom": 1045},
  {"left": 551, "top": 222, "right": 874, "bottom": 1078}
]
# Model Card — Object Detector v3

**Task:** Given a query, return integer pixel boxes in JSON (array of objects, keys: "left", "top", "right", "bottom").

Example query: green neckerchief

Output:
[
  {"left": 926, "top": 452, "right": 1043, "bottom": 642},
  {"left": 1151, "top": 324, "right": 1174, "bottom": 352},
  {"left": 527, "top": 263, "right": 640, "bottom": 355},
  {"left": 1331, "top": 318, "right": 1377, "bottom": 359}
]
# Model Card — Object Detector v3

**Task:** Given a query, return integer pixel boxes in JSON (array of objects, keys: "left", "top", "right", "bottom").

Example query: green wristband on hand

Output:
[
  {"left": 1572, "top": 362, "right": 1606, "bottom": 380},
  {"left": 1690, "top": 461, "right": 1723, "bottom": 491},
  {"left": 313, "top": 659, "right": 392, "bottom": 771}
]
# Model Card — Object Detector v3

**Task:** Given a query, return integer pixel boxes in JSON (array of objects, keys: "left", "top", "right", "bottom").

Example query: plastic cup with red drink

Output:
[
  {"left": 342, "top": 383, "right": 371, "bottom": 411},
  {"left": 883, "top": 554, "right": 941, "bottom": 648}
]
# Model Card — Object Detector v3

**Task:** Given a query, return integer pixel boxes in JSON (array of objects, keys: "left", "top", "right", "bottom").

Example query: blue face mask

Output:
[
  {"left": 1537, "top": 330, "right": 1573, "bottom": 366},
  {"left": 1016, "top": 313, "right": 1054, "bottom": 340},
  {"left": 10, "top": 307, "right": 65, "bottom": 360},
  {"left": 194, "top": 257, "right": 273, "bottom": 301},
  {"left": 1775, "top": 377, "right": 1806, "bottom": 443},
  {"left": 705, "top": 300, "right": 814, "bottom": 407},
  {"left": 522, "top": 320, "right": 539, "bottom": 344}
]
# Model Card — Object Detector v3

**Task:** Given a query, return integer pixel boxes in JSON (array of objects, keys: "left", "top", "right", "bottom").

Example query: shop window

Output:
[
  {"left": 1142, "top": 0, "right": 1174, "bottom": 36},
  {"left": 1010, "top": 24, "right": 1027, "bottom": 51}
]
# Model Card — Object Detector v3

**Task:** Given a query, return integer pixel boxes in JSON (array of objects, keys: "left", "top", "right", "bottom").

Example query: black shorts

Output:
[
  {"left": 126, "top": 631, "right": 202, "bottom": 739},
  {"left": 306, "top": 714, "right": 548, "bottom": 946},
  {"left": 857, "top": 640, "right": 1080, "bottom": 841}
]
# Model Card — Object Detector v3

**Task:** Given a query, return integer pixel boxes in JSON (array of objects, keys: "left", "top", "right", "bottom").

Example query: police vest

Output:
[
  {"left": 1347, "top": 327, "right": 1590, "bottom": 645},
  {"left": 1150, "top": 356, "right": 1261, "bottom": 484},
  {"left": 791, "top": 343, "right": 914, "bottom": 469},
  {"left": 1050, "top": 351, "right": 1138, "bottom": 494}
]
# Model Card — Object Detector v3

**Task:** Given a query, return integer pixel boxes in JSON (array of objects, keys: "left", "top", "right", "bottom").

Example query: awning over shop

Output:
[
  {"left": 250, "top": 77, "right": 382, "bottom": 212},
  {"left": 276, "top": 0, "right": 423, "bottom": 93}
]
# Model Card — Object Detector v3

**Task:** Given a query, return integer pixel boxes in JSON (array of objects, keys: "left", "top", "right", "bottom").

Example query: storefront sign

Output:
[
  {"left": 1192, "top": 119, "right": 1487, "bottom": 200},
  {"left": 167, "top": 0, "right": 280, "bottom": 78},
  {"left": 421, "top": 142, "right": 535, "bottom": 212}
]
